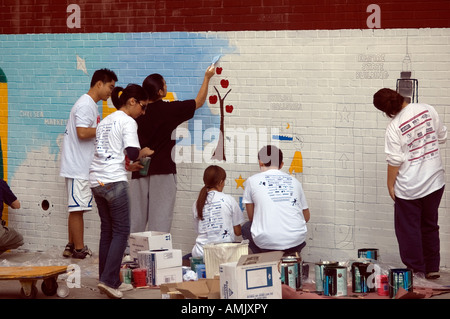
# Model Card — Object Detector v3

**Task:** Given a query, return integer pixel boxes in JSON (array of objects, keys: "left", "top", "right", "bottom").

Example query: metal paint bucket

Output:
[
  {"left": 323, "top": 266, "right": 348, "bottom": 297},
  {"left": 281, "top": 256, "right": 303, "bottom": 290},
  {"left": 351, "top": 261, "right": 376, "bottom": 293},
  {"left": 389, "top": 268, "right": 413, "bottom": 298},
  {"left": 315, "top": 261, "right": 339, "bottom": 292},
  {"left": 357, "top": 248, "right": 379, "bottom": 260}
]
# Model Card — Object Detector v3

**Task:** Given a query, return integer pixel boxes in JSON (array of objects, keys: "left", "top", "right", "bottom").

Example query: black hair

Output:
[
  {"left": 142, "top": 73, "right": 164, "bottom": 101},
  {"left": 258, "top": 145, "right": 283, "bottom": 169},
  {"left": 90, "top": 68, "right": 118, "bottom": 88},
  {"left": 110, "top": 84, "right": 148, "bottom": 110}
]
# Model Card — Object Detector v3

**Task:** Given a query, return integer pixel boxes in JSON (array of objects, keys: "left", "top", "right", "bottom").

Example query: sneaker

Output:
[
  {"left": 98, "top": 282, "right": 123, "bottom": 299},
  {"left": 63, "top": 243, "right": 74, "bottom": 258},
  {"left": 118, "top": 282, "right": 134, "bottom": 292},
  {"left": 71, "top": 246, "right": 92, "bottom": 259},
  {"left": 426, "top": 272, "right": 440, "bottom": 279}
]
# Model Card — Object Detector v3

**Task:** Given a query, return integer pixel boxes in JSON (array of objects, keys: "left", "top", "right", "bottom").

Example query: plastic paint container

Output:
[
  {"left": 132, "top": 268, "right": 147, "bottom": 287},
  {"left": 377, "top": 274, "right": 389, "bottom": 296}
]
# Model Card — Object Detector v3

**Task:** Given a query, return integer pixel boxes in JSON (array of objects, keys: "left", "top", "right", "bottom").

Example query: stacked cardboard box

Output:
[{"left": 129, "top": 231, "right": 182, "bottom": 286}]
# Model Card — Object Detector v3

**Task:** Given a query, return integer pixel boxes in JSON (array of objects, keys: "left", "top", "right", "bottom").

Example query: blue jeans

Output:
[{"left": 92, "top": 181, "right": 130, "bottom": 289}]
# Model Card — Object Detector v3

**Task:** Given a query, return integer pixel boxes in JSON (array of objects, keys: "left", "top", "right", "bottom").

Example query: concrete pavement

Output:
[{"left": 1, "top": 249, "right": 449, "bottom": 300}]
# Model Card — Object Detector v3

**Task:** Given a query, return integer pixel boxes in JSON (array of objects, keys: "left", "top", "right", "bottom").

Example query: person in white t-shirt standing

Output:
[
  {"left": 373, "top": 88, "right": 447, "bottom": 279},
  {"left": 191, "top": 165, "right": 245, "bottom": 258},
  {"left": 242, "top": 145, "right": 310, "bottom": 256},
  {"left": 90, "top": 84, "right": 153, "bottom": 298},
  {"left": 60, "top": 68, "right": 117, "bottom": 259}
]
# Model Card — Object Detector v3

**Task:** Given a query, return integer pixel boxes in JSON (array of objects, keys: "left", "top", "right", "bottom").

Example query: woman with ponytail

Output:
[
  {"left": 191, "top": 165, "right": 245, "bottom": 258},
  {"left": 373, "top": 88, "right": 447, "bottom": 279},
  {"left": 89, "top": 84, "right": 154, "bottom": 298}
]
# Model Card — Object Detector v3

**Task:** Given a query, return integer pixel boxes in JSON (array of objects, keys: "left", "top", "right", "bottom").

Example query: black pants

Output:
[
  {"left": 394, "top": 186, "right": 444, "bottom": 274},
  {"left": 241, "top": 221, "right": 306, "bottom": 256}
]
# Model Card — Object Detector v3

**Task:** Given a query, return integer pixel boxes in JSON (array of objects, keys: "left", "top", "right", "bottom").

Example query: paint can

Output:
[
  {"left": 389, "top": 268, "right": 413, "bottom": 298},
  {"left": 314, "top": 261, "right": 339, "bottom": 292},
  {"left": 351, "top": 261, "right": 376, "bottom": 293},
  {"left": 281, "top": 256, "right": 303, "bottom": 290},
  {"left": 357, "top": 248, "right": 379, "bottom": 260},
  {"left": 323, "top": 266, "right": 348, "bottom": 297}
]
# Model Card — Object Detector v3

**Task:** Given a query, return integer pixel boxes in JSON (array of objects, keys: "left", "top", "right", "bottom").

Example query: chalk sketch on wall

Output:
[{"left": 396, "top": 36, "right": 418, "bottom": 103}]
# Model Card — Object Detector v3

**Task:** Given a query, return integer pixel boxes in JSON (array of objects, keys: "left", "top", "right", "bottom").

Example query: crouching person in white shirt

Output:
[{"left": 242, "top": 145, "right": 310, "bottom": 256}]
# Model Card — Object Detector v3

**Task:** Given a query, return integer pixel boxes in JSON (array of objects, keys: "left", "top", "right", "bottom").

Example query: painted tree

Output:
[{"left": 209, "top": 67, "right": 233, "bottom": 161}]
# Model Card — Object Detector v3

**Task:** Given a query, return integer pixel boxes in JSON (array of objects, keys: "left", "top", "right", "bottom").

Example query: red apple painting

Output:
[{"left": 209, "top": 67, "right": 233, "bottom": 161}]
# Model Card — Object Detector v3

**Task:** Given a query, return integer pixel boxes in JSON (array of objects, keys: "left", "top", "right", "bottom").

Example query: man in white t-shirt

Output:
[
  {"left": 60, "top": 68, "right": 117, "bottom": 259},
  {"left": 242, "top": 145, "right": 310, "bottom": 255}
]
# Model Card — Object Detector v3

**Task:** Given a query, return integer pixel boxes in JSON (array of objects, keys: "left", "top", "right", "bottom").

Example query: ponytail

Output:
[
  {"left": 195, "top": 165, "right": 227, "bottom": 221},
  {"left": 111, "top": 84, "right": 148, "bottom": 110},
  {"left": 142, "top": 74, "right": 165, "bottom": 101},
  {"left": 196, "top": 186, "right": 209, "bottom": 220},
  {"left": 373, "top": 88, "right": 405, "bottom": 118}
]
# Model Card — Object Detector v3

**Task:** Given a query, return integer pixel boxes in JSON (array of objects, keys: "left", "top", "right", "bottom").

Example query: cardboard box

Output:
[
  {"left": 219, "top": 251, "right": 283, "bottom": 299},
  {"left": 151, "top": 266, "right": 183, "bottom": 286},
  {"left": 160, "top": 278, "right": 220, "bottom": 299},
  {"left": 203, "top": 242, "right": 249, "bottom": 278},
  {"left": 129, "top": 231, "right": 172, "bottom": 260},
  {"left": 137, "top": 249, "right": 182, "bottom": 286}
]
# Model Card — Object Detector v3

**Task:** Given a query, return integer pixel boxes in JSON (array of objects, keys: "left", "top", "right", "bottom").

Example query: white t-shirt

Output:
[
  {"left": 242, "top": 169, "right": 308, "bottom": 250},
  {"left": 89, "top": 110, "right": 140, "bottom": 188},
  {"left": 192, "top": 191, "right": 245, "bottom": 257},
  {"left": 60, "top": 94, "right": 100, "bottom": 180},
  {"left": 385, "top": 103, "right": 447, "bottom": 199}
]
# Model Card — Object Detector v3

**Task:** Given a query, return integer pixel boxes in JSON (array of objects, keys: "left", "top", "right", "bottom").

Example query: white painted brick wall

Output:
[{"left": 3, "top": 28, "right": 450, "bottom": 271}]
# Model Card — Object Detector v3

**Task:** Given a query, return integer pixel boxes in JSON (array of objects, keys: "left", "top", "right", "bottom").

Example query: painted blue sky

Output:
[{"left": 0, "top": 32, "right": 234, "bottom": 178}]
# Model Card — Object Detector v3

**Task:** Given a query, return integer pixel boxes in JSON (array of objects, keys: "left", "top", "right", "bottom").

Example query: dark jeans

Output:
[
  {"left": 92, "top": 181, "right": 130, "bottom": 289},
  {"left": 241, "top": 221, "right": 306, "bottom": 256},
  {"left": 394, "top": 186, "right": 444, "bottom": 274}
]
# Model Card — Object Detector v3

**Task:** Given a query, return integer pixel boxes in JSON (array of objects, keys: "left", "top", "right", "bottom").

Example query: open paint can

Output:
[
  {"left": 314, "top": 261, "right": 339, "bottom": 292},
  {"left": 357, "top": 248, "right": 379, "bottom": 260},
  {"left": 389, "top": 268, "right": 413, "bottom": 298}
]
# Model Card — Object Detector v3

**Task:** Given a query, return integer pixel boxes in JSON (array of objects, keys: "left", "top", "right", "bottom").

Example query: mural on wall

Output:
[
  {"left": 208, "top": 65, "right": 234, "bottom": 161},
  {"left": 0, "top": 67, "right": 8, "bottom": 223}
]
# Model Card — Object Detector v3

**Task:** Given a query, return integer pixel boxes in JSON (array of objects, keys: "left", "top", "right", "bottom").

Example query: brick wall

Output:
[
  {"left": 1, "top": 0, "right": 450, "bottom": 34},
  {"left": 1, "top": 1, "right": 450, "bottom": 269}
]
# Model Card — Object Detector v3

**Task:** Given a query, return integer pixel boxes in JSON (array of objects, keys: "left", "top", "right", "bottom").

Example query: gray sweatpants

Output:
[{"left": 129, "top": 174, "right": 177, "bottom": 233}]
